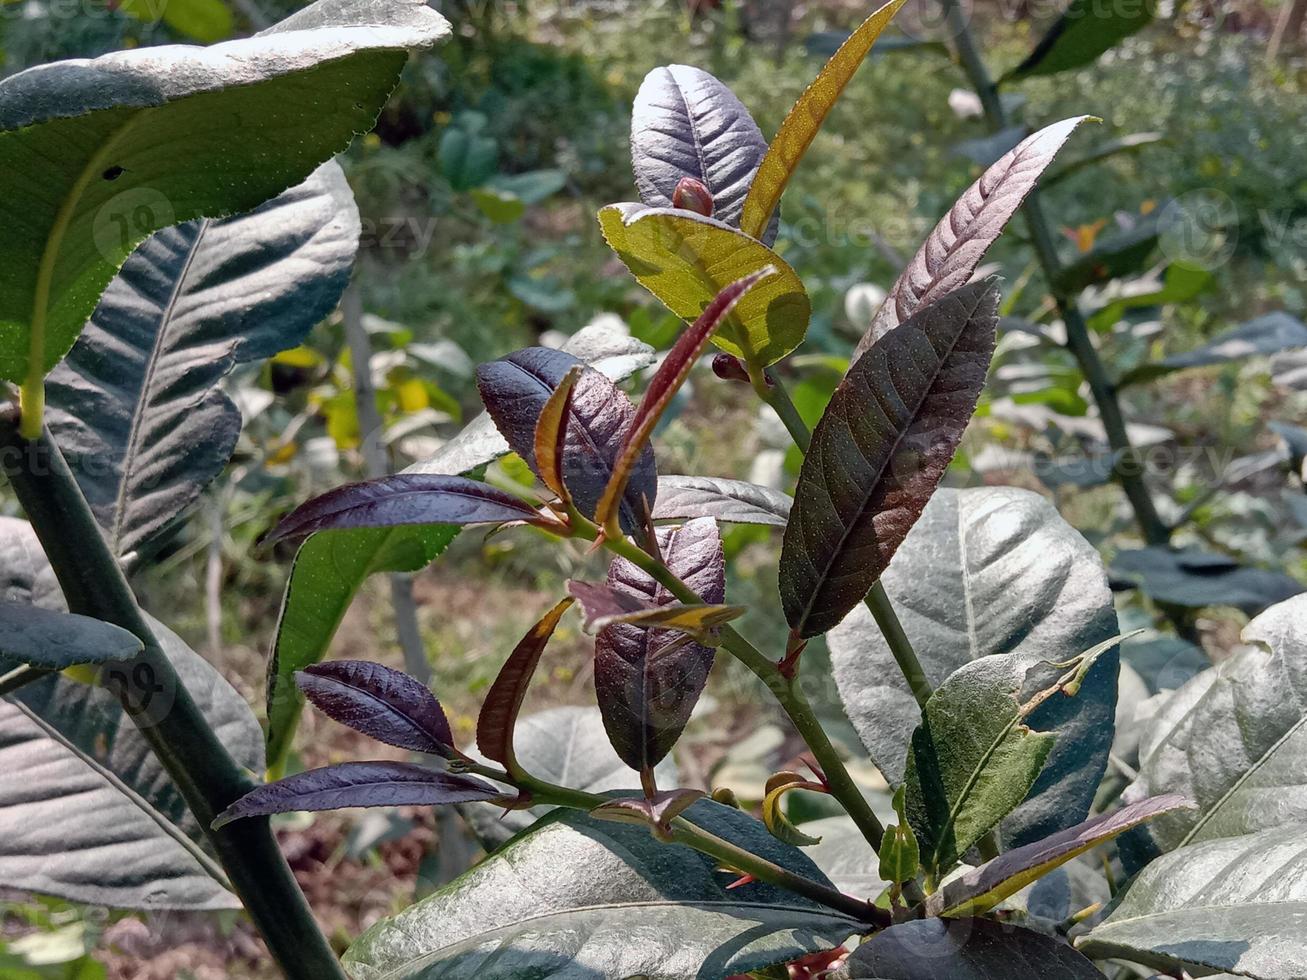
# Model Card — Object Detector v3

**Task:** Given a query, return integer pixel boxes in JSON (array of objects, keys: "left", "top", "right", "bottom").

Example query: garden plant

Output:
[{"left": 0, "top": 1, "right": 1305, "bottom": 978}]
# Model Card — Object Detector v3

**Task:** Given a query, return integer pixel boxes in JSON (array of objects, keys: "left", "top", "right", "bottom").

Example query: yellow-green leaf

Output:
[
  {"left": 598, "top": 203, "right": 810, "bottom": 367},
  {"left": 878, "top": 786, "right": 920, "bottom": 886},
  {"left": 739, "top": 0, "right": 908, "bottom": 240},
  {"left": 762, "top": 772, "right": 824, "bottom": 847},
  {"left": 533, "top": 364, "right": 583, "bottom": 502}
]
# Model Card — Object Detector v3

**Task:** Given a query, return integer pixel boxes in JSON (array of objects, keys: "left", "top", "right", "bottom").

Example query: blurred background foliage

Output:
[{"left": 2, "top": 0, "right": 1307, "bottom": 975}]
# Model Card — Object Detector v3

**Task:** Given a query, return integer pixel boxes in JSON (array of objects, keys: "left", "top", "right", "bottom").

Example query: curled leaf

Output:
[
  {"left": 762, "top": 772, "right": 825, "bottom": 847},
  {"left": 296, "top": 660, "right": 456, "bottom": 758},
  {"left": 476, "top": 598, "right": 576, "bottom": 776},
  {"left": 532, "top": 364, "right": 583, "bottom": 503},
  {"left": 266, "top": 474, "right": 554, "bottom": 545},
  {"left": 213, "top": 763, "right": 502, "bottom": 829},
  {"left": 568, "top": 580, "right": 742, "bottom": 636}
]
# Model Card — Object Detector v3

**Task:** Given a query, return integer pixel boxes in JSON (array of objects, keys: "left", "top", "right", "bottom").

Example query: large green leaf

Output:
[
  {"left": 46, "top": 162, "right": 358, "bottom": 561},
  {"left": 1124, "top": 593, "right": 1307, "bottom": 850},
  {"left": 598, "top": 203, "right": 810, "bottom": 366},
  {"left": 1078, "top": 823, "right": 1307, "bottom": 978},
  {"left": 739, "top": 0, "right": 907, "bottom": 240},
  {"left": 264, "top": 329, "right": 654, "bottom": 771},
  {"left": 0, "top": 519, "right": 263, "bottom": 909},
  {"left": 1004, "top": 0, "right": 1158, "bottom": 81},
  {"left": 846, "top": 918, "right": 1102, "bottom": 978},
  {"left": 344, "top": 802, "right": 860, "bottom": 980},
  {"left": 904, "top": 652, "right": 1057, "bottom": 877},
  {"left": 830, "top": 487, "right": 1120, "bottom": 848},
  {"left": 0, "top": 0, "right": 447, "bottom": 405},
  {"left": 780, "top": 281, "right": 1000, "bottom": 638}
]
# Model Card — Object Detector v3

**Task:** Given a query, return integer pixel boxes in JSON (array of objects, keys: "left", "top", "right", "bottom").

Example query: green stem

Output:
[
  {"left": 748, "top": 362, "right": 812, "bottom": 454},
  {"left": 864, "top": 582, "right": 931, "bottom": 711},
  {"left": 512, "top": 773, "right": 887, "bottom": 925},
  {"left": 939, "top": 0, "right": 1171, "bottom": 548},
  {"left": 0, "top": 411, "right": 346, "bottom": 980}
]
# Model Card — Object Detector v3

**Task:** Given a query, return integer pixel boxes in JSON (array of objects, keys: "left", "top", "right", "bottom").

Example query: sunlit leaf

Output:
[
  {"left": 740, "top": 0, "right": 908, "bottom": 240},
  {"left": 532, "top": 365, "right": 583, "bottom": 501},
  {"left": 781, "top": 281, "right": 1000, "bottom": 638},
  {"left": 762, "top": 773, "right": 824, "bottom": 847},
  {"left": 651, "top": 475, "right": 792, "bottom": 527},
  {"left": 569, "top": 580, "right": 742, "bottom": 635},
  {"left": 1005, "top": 0, "right": 1158, "bottom": 81},
  {"left": 598, "top": 203, "right": 810, "bottom": 366},
  {"left": 591, "top": 788, "right": 704, "bottom": 838}
]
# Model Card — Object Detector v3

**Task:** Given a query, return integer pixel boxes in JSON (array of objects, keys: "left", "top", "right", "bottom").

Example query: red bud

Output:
[
  {"left": 672, "top": 176, "right": 715, "bottom": 217},
  {"left": 711, "top": 353, "right": 750, "bottom": 383}
]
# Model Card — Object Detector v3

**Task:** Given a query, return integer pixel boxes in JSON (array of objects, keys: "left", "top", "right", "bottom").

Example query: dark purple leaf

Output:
[
  {"left": 212, "top": 762, "right": 502, "bottom": 828},
  {"left": 265, "top": 474, "right": 550, "bottom": 545},
  {"left": 925, "top": 793, "right": 1193, "bottom": 917},
  {"left": 854, "top": 118, "right": 1088, "bottom": 356},
  {"left": 630, "top": 64, "right": 773, "bottom": 241},
  {"left": 845, "top": 918, "right": 1102, "bottom": 979},
  {"left": 594, "top": 268, "right": 772, "bottom": 531},
  {"left": 594, "top": 518, "right": 725, "bottom": 771},
  {"left": 476, "top": 347, "right": 656, "bottom": 533},
  {"left": 297, "top": 660, "right": 455, "bottom": 758},
  {"left": 781, "top": 280, "right": 1001, "bottom": 638},
  {"left": 476, "top": 598, "right": 576, "bottom": 774}
]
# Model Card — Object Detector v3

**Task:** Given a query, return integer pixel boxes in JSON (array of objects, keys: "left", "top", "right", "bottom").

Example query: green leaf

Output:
[
  {"left": 1119, "top": 311, "right": 1307, "bottom": 387},
  {"left": 925, "top": 793, "right": 1190, "bottom": 917},
  {"left": 830, "top": 487, "right": 1120, "bottom": 849},
  {"left": 598, "top": 203, "right": 810, "bottom": 367},
  {"left": 1078, "top": 822, "right": 1307, "bottom": 978},
  {"left": 1125, "top": 594, "right": 1307, "bottom": 850},
  {"left": 0, "top": 0, "right": 448, "bottom": 423},
  {"left": 1052, "top": 213, "right": 1160, "bottom": 294},
  {"left": 762, "top": 773, "right": 825, "bottom": 847},
  {"left": 0, "top": 521, "right": 263, "bottom": 909},
  {"left": 878, "top": 786, "right": 919, "bottom": 886},
  {"left": 1085, "top": 261, "right": 1211, "bottom": 333},
  {"left": 264, "top": 525, "right": 456, "bottom": 773},
  {"left": 118, "top": 0, "right": 234, "bottom": 42},
  {"left": 739, "top": 0, "right": 908, "bottom": 239},
  {"left": 0, "top": 600, "right": 141, "bottom": 670},
  {"left": 46, "top": 162, "right": 358, "bottom": 561},
  {"left": 846, "top": 918, "right": 1102, "bottom": 979},
  {"left": 904, "top": 652, "right": 1057, "bottom": 877},
  {"left": 344, "top": 802, "right": 859, "bottom": 980},
  {"left": 780, "top": 281, "right": 1000, "bottom": 638},
  {"left": 1004, "top": 0, "right": 1158, "bottom": 81},
  {"left": 1109, "top": 546, "right": 1303, "bottom": 614}
]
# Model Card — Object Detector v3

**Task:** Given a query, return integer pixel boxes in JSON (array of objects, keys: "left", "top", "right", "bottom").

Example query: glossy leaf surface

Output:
[
  {"left": 926, "top": 793, "right": 1190, "bottom": 917},
  {"left": 214, "top": 763, "right": 501, "bottom": 828},
  {"left": 830, "top": 487, "right": 1120, "bottom": 848},
  {"left": 345, "top": 801, "right": 859, "bottom": 980},
  {"left": 297, "top": 660, "right": 454, "bottom": 757},
  {"left": 599, "top": 203, "right": 810, "bottom": 366},
  {"left": 1078, "top": 823, "right": 1307, "bottom": 978},
  {"left": 595, "top": 518, "right": 725, "bottom": 771},
  {"left": 781, "top": 281, "right": 1000, "bottom": 638},
  {"left": 46, "top": 162, "right": 357, "bottom": 560},
  {"left": 477, "top": 347, "right": 655, "bottom": 532},
  {"left": 854, "top": 119, "right": 1087, "bottom": 355},
  {"left": 651, "top": 475, "right": 792, "bottom": 526},
  {"left": 0, "top": 0, "right": 448, "bottom": 384},
  {"left": 476, "top": 598, "right": 575, "bottom": 774},
  {"left": 740, "top": 0, "right": 907, "bottom": 240},
  {"left": 630, "top": 64, "right": 770, "bottom": 236},
  {"left": 846, "top": 918, "right": 1102, "bottom": 979},
  {"left": 1124, "top": 594, "right": 1307, "bottom": 849}
]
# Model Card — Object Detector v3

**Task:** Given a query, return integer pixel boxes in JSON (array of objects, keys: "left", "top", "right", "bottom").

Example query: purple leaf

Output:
[
  {"left": 266, "top": 474, "right": 550, "bottom": 545},
  {"left": 212, "top": 762, "right": 502, "bottom": 828},
  {"left": 594, "top": 518, "right": 725, "bottom": 772},
  {"left": 854, "top": 117, "right": 1089, "bottom": 357},
  {"left": 591, "top": 788, "right": 706, "bottom": 838},
  {"left": 297, "top": 661, "right": 456, "bottom": 758},
  {"left": 476, "top": 347, "right": 656, "bottom": 533},
  {"left": 781, "top": 280, "right": 1001, "bottom": 638}
]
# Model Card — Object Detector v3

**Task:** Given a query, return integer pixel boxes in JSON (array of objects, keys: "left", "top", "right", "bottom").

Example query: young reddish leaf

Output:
[
  {"left": 568, "top": 579, "right": 742, "bottom": 635},
  {"left": 296, "top": 660, "right": 456, "bottom": 758},
  {"left": 476, "top": 597, "right": 576, "bottom": 775},
  {"left": 476, "top": 347, "right": 656, "bottom": 533},
  {"left": 739, "top": 0, "right": 909, "bottom": 241},
  {"left": 212, "top": 763, "right": 502, "bottom": 829},
  {"left": 593, "top": 268, "right": 773, "bottom": 534},
  {"left": 853, "top": 117, "right": 1090, "bottom": 357},
  {"left": 266, "top": 474, "right": 552, "bottom": 545},
  {"left": 672, "top": 177, "right": 715, "bottom": 217},
  {"left": 781, "top": 280, "right": 1001, "bottom": 638},
  {"left": 926, "top": 794, "right": 1193, "bottom": 918},
  {"left": 591, "top": 788, "right": 705, "bottom": 840},
  {"left": 594, "top": 518, "right": 726, "bottom": 772},
  {"left": 532, "top": 364, "right": 583, "bottom": 502}
]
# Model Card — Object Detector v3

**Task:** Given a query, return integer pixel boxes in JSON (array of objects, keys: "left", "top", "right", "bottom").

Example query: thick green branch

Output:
[{"left": 0, "top": 409, "right": 345, "bottom": 980}]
